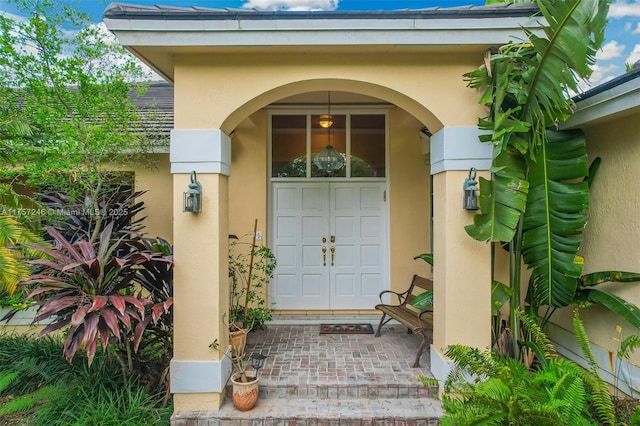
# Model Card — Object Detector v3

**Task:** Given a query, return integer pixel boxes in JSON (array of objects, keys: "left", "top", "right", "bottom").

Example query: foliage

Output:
[
  {"left": 0, "top": 333, "right": 171, "bottom": 425},
  {"left": 39, "top": 185, "right": 146, "bottom": 244},
  {"left": 461, "top": 0, "right": 640, "bottom": 356},
  {"left": 228, "top": 233, "right": 276, "bottom": 331},
  {"left": 22, "top": 222, "right": 173, "bottom": 370},
  {"left": 440, "top": 310, "right": 615, "bottom": 425},
  {"left": 0, "top": 0, "right": 165, "bottom": 244}
]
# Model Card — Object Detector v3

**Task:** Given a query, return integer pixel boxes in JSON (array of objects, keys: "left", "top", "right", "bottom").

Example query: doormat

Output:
[{"left": 319, "top": 323, "right": 374, "bottom": 335}]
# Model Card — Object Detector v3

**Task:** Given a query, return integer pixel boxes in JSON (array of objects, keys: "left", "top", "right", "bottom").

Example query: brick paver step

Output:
[
  {"left": 228, "top": 382, "right": 438, "bottom": 400},
  {"left": 172, "top": 396, "right": 443, "bottom": 425}
]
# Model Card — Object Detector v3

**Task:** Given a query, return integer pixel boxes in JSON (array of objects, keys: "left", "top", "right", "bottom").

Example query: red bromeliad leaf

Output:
[
  {"left": 76, "top": 241, "right": 95, "bottom": 261},
  {"left": 36, "top": 296, "right": 80, "bottom": 320},
  {"left": 97, "top": 320, "right": 111, "bottom": 351},
  {"left": 82, "top": 313, "right": 99, "bottom": 352},
  {"left": 24, "top": 242, "right": 71, "bottom": 263},
  {"left": 26, "top": 286, "right": 69, "bottom": 298},
  {"left": 109, "top": 295, "right": 126, "bottom": 316},
  {"left": 38, "top": 317, "right": 71, "bottom": 338},
  {"left": 124, "top": 306, "right": 141, "bottom": 323},
  {"left": 86, "top": 336, "right": 98, "bottom": 367},
  {"left": 88, "top": 296, "right": 108, "bottom": 312},
  {"left": 64, "top": 326, "right": 83, "bottom": 362},
  {"left": 122, "top": 295, "right": 146, "bottom": 319},
  {"left": 114, "top": 308, "right": 132, "bottom": 329},
  {"left": 26, "top": 259, "right": 69, "bottom": 271},
  {"left": 22, "top": 276, "right": 69, "bottom": 287},
  {"left": 133, "top": 317, "right": 151, "bottom": 352},
  {"left": 164, "top": 298, "right": 173, "bottom": 312},
  {"left": 152, "top": 303, "right": 165, "bottom": 324},
  {"left": 45, "top": 226, "right": 85, "bottom": 262},
  {"left": 101, "top": 308, "right": 121, "bottom": 339},
  {"left": 70, "top": 306, "right": 88, "bottom": 327}
]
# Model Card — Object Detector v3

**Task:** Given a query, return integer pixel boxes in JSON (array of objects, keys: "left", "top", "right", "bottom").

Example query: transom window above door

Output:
[{"left": 271, "top": 113, "right": 386, "bottom": 178}]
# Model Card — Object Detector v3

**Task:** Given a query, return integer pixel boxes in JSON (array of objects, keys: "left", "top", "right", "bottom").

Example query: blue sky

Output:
[{"left": 1, "top": 0, "right": 639, "bottom": 88}]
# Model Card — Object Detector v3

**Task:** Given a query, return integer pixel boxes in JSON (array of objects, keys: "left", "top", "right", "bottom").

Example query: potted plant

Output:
[
  {"left": 209, "top": 340, "right": 267, "bottom": 411},
  {"left": 227, "top": 220, "right": 276, "bottom": 360}
]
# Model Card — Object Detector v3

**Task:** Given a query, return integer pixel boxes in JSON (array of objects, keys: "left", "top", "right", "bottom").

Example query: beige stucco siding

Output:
[
  {"left": 550, "top": 112, "right": 640, "bottom": 364},
  {"left": 173, "top": 51, "right": 484, "bottom": 133},
  {"left": 134, "top": 153, "right": 173, "bottom": 242}
]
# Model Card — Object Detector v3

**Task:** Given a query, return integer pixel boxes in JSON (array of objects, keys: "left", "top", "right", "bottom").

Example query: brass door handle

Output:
[
  {"left": 330, "top": 246, "right": 335, "bottom": 266},
  {"left": 322, "top": 246, "right": 327, "bottom": 266}
]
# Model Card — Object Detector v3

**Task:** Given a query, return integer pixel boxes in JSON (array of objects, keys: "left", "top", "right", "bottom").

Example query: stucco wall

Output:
[
  {"left": 133, "top": 153, "right": 173, "bottom": 242},
  {"left": 550, "top": 111, "right": 640, "bottom": 368},
  {"left": 388, "top": 108, "right": 432, "bottom": 289}
]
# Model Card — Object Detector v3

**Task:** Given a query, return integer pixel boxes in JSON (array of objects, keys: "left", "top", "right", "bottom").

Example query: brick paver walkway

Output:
[{"left": 245, "top": 324, "right": 434, "bottom": 394}]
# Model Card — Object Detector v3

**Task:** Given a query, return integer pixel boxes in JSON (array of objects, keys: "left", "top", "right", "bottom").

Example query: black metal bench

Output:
[{"left": 374, "top": 274, "right": 433, "bottom": 367}]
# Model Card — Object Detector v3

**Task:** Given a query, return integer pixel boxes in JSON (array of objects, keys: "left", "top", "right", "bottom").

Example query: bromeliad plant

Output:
[{"left": 21, "top": 222, "right": 173, "bottom": 371}]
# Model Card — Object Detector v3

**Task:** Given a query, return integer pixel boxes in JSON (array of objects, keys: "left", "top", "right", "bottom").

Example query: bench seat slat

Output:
[{"left": 374, "top": 274, "right": 433, "bottom": 368}]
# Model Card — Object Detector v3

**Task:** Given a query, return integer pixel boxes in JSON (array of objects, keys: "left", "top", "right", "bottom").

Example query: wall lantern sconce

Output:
[
  {"left": 183, "top": 171, "right": 202, "bottom": 213},
  {"left": 463, "top": 167, "right": 479, "bottom": 211}
]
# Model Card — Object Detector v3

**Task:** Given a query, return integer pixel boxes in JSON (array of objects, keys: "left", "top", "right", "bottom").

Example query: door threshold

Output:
[{"left": 269, "top": 310, "right": 386, "bottom": 325}]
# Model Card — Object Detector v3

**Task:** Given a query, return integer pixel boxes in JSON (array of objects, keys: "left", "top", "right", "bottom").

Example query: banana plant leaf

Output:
[
  {"left": 573, "top": 288, "right": 640, "bottom": 330},
  {"left": 465, "top": 150, "right": 529, "bottom": 243},
  {"left": 412, "top": 290, "right": 433, "bottom": 309},
  {"left": 492, "top": 280, "right": 512, "bottom": 315},
  {"left": 522, "top": 129, "right": 589, "bottom": 308},
  {"left": 413, "top": 253, "right": 433, "bottom": 266},
  {"left": 579, "top": 271, "right": 640, "bottom": 288}
]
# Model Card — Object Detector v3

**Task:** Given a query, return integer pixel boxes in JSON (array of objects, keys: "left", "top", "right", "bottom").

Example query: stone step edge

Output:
[
  {"left": 172, "top": 396, "right": 444, "bottom": 424},
  {"left": 227, "top": 383, "right": 439, "bottom": 400}
]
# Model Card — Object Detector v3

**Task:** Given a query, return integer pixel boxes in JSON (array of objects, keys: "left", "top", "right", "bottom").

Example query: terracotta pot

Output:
[
  {"left": 229, "top": 330, "right": 247, "bottom": 361},
  {"left": 230, "top": 371, "right": 261, "bottom": 411}
]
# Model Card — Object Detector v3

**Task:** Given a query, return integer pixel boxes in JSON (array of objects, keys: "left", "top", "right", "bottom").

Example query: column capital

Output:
[
  {"left": 430, "top": 126, "right": 492, "bottom": 175},
  {"left": 170, "top": 129, "right": 231, "bottom": 176}
]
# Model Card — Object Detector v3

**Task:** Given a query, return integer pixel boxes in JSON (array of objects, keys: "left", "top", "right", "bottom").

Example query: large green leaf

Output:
[
  {"left": 522, "top": 129, "right": 589, "bottom": 308},
  {"left": 579, "top": 271, "right": 640, "bottom": 288},
  {"left": 574, "top": 288, "right": 640, "bottom": 330},
  {"left": 465, "top": 150, "right": 529, "bottom": 243},
  {"left": 412, "top": 290, "right": 433, "bottom": 309},
  {"left": 491, "top": 280, "right": 512, "bottom": 315}
]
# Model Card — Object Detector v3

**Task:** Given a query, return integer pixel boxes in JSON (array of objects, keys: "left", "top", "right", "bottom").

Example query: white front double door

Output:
[{"left": 271, "top": 182, "right": 388, "bottom": 310}]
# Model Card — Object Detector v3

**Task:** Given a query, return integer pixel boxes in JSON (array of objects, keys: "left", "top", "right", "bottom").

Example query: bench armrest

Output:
[
  {"left": 417, "top": 309, "right": 433, "bottom": 324},
  {"left": 378, "top": 289, "right": 409, "bottom": 305}
]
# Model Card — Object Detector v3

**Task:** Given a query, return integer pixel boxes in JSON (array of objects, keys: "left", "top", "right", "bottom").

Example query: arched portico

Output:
[
  {"left": 168, "top": 79, "right": 492, "bottom": 411},
  {"left": 103, "top": 3, "right": 539, "bottom": 414}
]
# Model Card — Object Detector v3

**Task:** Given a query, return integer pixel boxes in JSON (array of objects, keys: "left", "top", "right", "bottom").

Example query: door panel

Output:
[
  {"left": 272, "top": 182, "right": 386, "bottom": 310},
  {"left": 329, "top": 182, "right": 386, "bottom": 309}
]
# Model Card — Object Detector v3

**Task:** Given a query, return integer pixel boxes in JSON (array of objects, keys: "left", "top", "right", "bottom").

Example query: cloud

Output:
[
  {"left": 609, "top": 0, "right": 640, "bottom": 18},
  {"left": 633, "top": 22, "right": 640, "bottom": 34},
  {"left": 242, "top": 0, "right": 338, "bottom": 11},
  {"left": 596, "top": 40, "right": 625, "bottom": 60},
  {"left": 627, "top": 44, "right": 640, "bottom": 65}
]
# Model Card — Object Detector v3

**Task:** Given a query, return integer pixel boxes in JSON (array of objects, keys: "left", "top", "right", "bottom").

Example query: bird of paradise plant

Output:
[{"left": 465, "top": 0, "right": 640, "bottom": 356}]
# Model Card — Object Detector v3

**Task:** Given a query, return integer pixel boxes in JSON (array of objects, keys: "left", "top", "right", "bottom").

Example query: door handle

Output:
[
  {"left": 330, "top": 246, "right": 335, "bottom": 266},
  {"left": 322, "top": 246, "right": 327, "bottom": 266},
  {"left": 330, "top": 235, "right": 335, "bottom": 243}
]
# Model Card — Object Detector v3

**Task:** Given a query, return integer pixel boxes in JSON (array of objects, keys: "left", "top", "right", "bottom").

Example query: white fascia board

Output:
[
  {"left": 563, "top": 78, "right": 640, "bottom": 128},
  {"left": 104, "top": 16, "right": 540, "bottom": 48}
]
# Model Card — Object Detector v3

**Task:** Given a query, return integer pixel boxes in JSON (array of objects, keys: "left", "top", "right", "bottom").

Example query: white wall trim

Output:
[
  {"left": 430, "top": 126, "right": 493, "bottom": 174},
  {"left": 563, "top": 77, "right": 640, "bottom": 128},
  {"left": 430, "top": 345, "right": 453, "bottom": 391},
  {"left": 170, "top": 348, "right": 233, "bottom": 394},
  {"left": 170, "top": 129, "right": 232, "bottom": 176},
  {"left": 546, "top": 321, "right": 640, "bottom": 399}
]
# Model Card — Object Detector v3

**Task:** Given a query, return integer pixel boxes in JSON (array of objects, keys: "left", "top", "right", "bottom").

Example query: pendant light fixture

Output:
[{"left": 313, "top": 91, "right": 345, "bottom": 175}]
